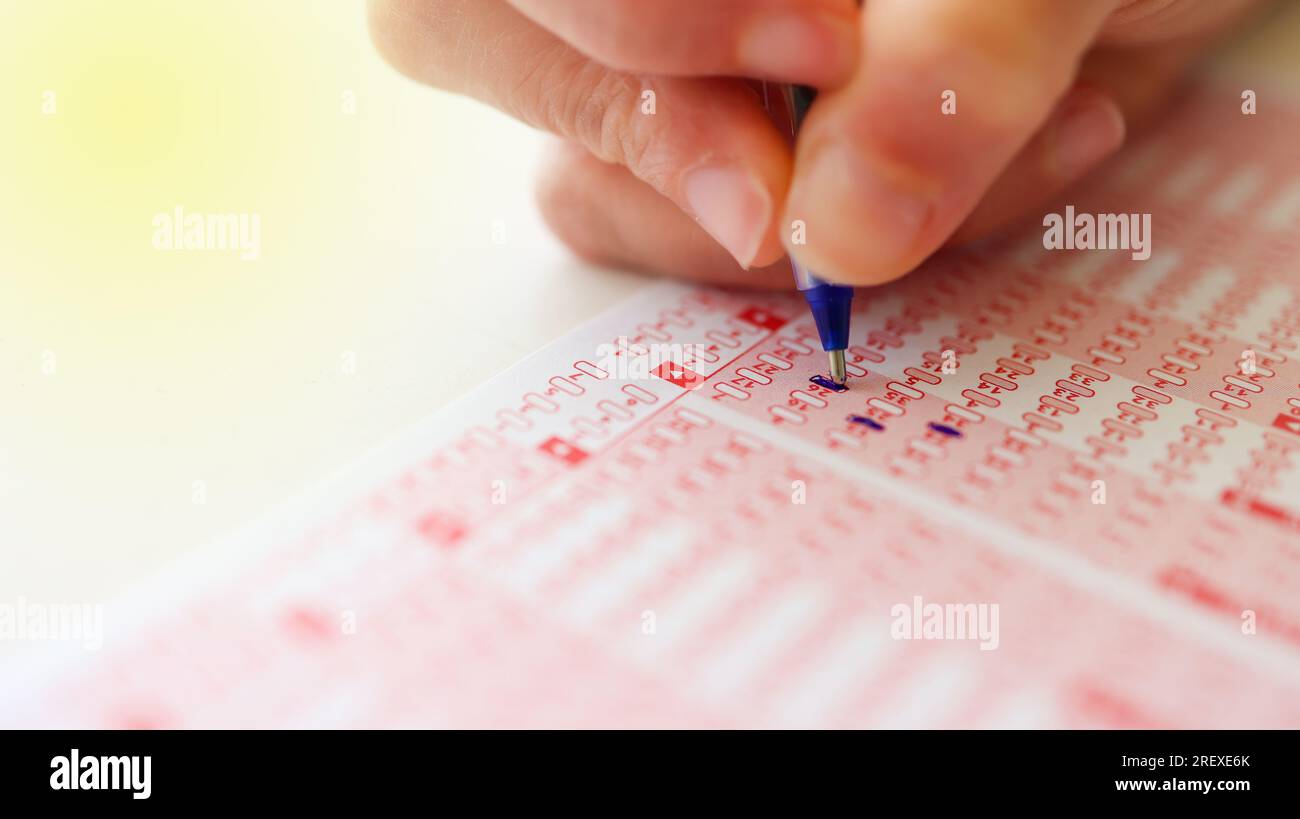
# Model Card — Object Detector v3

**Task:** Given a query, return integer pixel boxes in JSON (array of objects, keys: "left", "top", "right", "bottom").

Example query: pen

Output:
[{"left": 761, "top": 83, "right": 855, "bottom": 386}]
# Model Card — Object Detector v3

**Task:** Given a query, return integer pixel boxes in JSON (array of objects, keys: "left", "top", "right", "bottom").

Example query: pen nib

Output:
[{"left": 828, "top": 349, "right": 847, "bottom": 386}]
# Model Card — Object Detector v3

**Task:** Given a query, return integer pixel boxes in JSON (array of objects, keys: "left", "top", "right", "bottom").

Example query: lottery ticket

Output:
[{"left": 4, "top": 83, "right": 1300, "bottom": 728}]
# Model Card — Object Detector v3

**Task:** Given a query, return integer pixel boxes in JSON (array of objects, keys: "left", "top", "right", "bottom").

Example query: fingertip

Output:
[
  {"left": 536, "top": 141, "right": 795, "bottom": 288},
  {"left": 1049, "top": 89, "right": 1127, "bottom": 179},
  {"left": 682, "top": 163, "right": 774, "bottom": 269},
  {"left": 641, "top": 78, "right": 794, "bottom": 271},
  {"left": 748, "top": 236, "right": 789, "bottom": 270}
]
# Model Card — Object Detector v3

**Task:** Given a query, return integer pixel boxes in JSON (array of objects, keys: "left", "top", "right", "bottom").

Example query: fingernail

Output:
[
  {"left": 738, "top": 12, "right": 857, "bottom": 84},
  {"left": 684, "top": 164, "right": 772, "bottom": 269},
  {"left": 787, "top": 144, "right": 932, "bottom": 285},
  {"left": 1053, "top": 98, "right": 1126, "bottom": 177}
]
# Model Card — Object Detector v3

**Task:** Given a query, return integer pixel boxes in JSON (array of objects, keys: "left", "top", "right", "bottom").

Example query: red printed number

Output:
[
  {"left": 1272, "top": 413, "right": 1300, "bottom": 437},
  {"left": 416, "top": 511, "right": 468, "bottom": 547},
  {"left": 736, "top": 306, "right": 787, "bottom": 331},
  {"left": 652, "top": 361, "right": 705, "bottom": 390},
  {"left": 538, "top": 435, "right": 589, "bottom": 465}
]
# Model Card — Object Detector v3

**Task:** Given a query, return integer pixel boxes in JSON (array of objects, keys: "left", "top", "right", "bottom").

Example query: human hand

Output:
[{"left": 369, "top": 0, "right": 1263, "bottom": 288}]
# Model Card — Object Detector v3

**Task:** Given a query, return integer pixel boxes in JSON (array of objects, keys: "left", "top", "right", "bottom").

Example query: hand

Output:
[{"left": 369, "top": 0, "right": 1262, "bottom": 288}]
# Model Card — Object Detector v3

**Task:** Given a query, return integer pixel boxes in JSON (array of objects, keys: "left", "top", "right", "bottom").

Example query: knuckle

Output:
[
  {"left": 547, "top": 66, "right": 670, "bottom": 188},
  {"left": 594, "top": 75, "right": 667, "bottom": 181},
  {"left": 501, "top": 43, "right": 588, "bottom": 131},
  {"left": 496, "top": 39, "right": 673, "bottom": 191}
]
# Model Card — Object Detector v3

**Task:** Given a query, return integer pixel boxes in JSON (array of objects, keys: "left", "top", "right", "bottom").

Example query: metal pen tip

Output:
[{"left": 828, "top": 349, "right": 847, "bottom": 385}]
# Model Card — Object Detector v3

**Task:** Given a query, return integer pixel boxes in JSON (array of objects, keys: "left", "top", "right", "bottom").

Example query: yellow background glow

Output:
[{"left": 0, "top": 0, "right": 597, "bottom": 614}]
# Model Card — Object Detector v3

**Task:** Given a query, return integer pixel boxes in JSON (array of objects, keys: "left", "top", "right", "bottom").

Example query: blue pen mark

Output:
[
  {"left": 928, "top": 422, "right": 962, "bottom": 438},
  {"left": 810, "top": 375, "right": 849, "bottom": 393},
  {"left": 848, "top": 414, "right": 884, "bottom": 431}
]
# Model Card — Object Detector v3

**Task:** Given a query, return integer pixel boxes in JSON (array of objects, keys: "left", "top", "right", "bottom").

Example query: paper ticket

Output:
[{"left": 4, "top": 83, "right": 1300, "bottom": 728}]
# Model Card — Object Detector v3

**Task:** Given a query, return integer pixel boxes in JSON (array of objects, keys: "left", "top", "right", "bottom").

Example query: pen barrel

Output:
[
  {"left": 763, "top": 82, "right": 854, "bottom": 353},
  {"left": 762, "top": 83, "right": 816, "bottom": 142},
  {"left": 800, "top": 279, "right": 854, "bottom": 352}
]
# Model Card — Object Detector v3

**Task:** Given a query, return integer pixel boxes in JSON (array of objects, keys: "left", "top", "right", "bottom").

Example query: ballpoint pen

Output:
[{"left": 762, "top": 82, "right": 855, "bottom": 386}]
